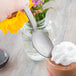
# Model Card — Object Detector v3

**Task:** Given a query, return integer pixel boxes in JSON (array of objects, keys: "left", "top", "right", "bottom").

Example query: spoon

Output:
[{"left": 24, "top": 7, "right": 54, "bottom": 58}]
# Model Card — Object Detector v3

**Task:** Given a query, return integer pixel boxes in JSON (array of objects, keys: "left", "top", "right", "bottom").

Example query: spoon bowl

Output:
[{"left": 32, "top": 30, "right": 53, "bottom": 57}]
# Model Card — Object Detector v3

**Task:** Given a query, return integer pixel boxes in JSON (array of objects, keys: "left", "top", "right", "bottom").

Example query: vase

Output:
[
  {"left": 21, "top": 19, "right": 47, "bottom": 61},
  {"left": 21, "top": 5, "right": 67, "bottom": 61},
  {"left": 21, "top": 18, "right": 57, "bottom": 61}
]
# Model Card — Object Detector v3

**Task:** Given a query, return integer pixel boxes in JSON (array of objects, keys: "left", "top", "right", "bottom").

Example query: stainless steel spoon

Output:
[{"left": 24, "top": 7, "right": 54, "bottom": 58}]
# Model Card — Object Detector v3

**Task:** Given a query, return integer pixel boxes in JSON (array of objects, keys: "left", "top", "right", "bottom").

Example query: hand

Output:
[{"left": 0, "top": 0, "right": 29, "bottom": 21}]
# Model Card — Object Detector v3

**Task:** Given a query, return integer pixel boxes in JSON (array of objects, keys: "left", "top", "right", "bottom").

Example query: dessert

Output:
[
  {"left": 47, "top": 58, "right": 76, "bottom": 76},
  {"left": 47, "top": 41, "right": 76, "bottom": 76}
]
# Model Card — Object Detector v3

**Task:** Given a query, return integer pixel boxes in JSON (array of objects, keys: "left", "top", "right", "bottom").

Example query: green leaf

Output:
[
  {"left": 32, "top": 5, "right": 43, "bottom": 10},
  {"left": 34, "top": 8, "right": 50, "bottom": 22},
  {"left": 43, "top": 0, "right": 50, "bottom": 4},
  {"left": 43, "top": 0, "right": 55, "bottom": 4}
]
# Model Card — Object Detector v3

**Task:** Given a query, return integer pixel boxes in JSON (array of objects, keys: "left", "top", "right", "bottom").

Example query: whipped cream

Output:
[{"left": 51, "top": 41, "right": 76, "bottom": 66}]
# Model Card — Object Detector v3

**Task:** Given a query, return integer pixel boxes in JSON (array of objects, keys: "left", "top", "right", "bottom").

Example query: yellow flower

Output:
[{"left": 0, "top": 0, "right": 34, "bottom": 34}]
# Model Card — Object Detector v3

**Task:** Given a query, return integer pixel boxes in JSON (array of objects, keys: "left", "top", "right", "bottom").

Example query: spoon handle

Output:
[{"left": 24, "top": 7, "right": 37, "bottom": 31}]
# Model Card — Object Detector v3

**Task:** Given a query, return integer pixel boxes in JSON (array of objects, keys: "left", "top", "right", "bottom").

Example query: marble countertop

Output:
[
  {"left": 0, "top": 0, "right": 76, "bottom": 76},
  {"left": 0, "top": 32, "right": 48, "bottom": 76}
]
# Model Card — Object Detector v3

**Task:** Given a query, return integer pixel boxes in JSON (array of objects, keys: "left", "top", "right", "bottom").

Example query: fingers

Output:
[
  {"left": 0, "top": 0, "right": 29, "bottom": 21},
  {"left": 13, "top": 0, "right": 29, "bottom": 12},
  {"left": 6, "top": 0, "right": 29, "bottom": 19}
]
